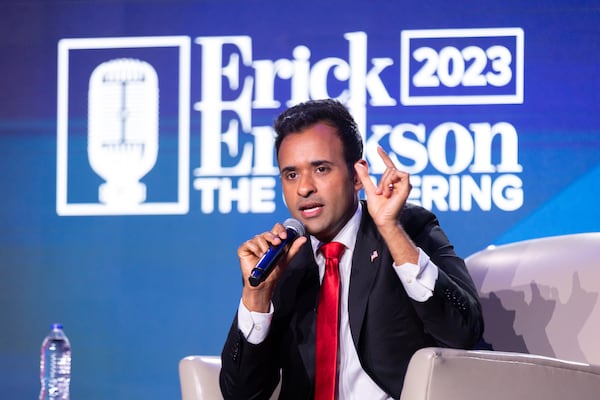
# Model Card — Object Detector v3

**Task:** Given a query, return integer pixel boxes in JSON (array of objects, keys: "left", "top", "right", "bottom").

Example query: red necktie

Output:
[{"left": 315, "top": 241, "right": 345, "bottom": 400}]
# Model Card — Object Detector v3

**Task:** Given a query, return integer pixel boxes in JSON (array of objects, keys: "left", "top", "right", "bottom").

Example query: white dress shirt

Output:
[{"left": 237, "top": 203, "right": 439, "bottom": 399}]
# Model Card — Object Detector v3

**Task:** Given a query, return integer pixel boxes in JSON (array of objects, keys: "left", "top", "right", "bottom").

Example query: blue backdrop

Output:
[{"left": 1, "top": 0, "right": 599, "bottom": 398}]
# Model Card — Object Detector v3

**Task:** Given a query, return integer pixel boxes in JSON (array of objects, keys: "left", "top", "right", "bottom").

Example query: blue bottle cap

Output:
[{"left": 51, "top": 323, "right": 63, "bottom": 330}]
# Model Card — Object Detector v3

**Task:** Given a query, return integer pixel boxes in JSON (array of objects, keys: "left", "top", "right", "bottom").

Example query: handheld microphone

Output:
[{"left": 248, "top": 218, "right": 305, "bottom": 287}]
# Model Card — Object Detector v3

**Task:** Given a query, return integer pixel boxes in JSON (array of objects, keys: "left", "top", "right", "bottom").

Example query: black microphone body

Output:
[{"left": 248, "top": 218, "right": 305, "bottom": 287}]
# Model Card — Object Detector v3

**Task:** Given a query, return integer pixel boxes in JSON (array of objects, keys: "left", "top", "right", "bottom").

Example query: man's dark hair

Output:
[{"left": 273, "top": 99, "right": 363, "bottom": 172}]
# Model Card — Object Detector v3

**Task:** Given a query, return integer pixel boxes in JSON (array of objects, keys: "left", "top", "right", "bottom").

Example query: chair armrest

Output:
[
  {"left": 179, "top": 356, "right": 223, "bottom": 400},
  {"left": 179, "top": 355, "right": 281, "bottom": 400},
  {"left": 400, "top": 347, "right": 600, "bottom": 400}
]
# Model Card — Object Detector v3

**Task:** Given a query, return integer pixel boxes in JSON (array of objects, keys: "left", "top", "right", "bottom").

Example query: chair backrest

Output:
[
  {"left": 179, "top": 355, "right": 281, "bottom": 400},
  {"left": 465, "top": 232, "right": 600, "bottom": 364}
]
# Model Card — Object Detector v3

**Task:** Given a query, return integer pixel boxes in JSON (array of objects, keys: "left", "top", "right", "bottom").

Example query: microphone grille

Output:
[{"left": 283, "top": 218, "right": 305, "bottom": 236}]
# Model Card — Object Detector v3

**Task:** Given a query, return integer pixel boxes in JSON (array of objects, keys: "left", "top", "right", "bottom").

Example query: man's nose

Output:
[{"left": 297, "top": 174, "right": 316, "bottom": 197}]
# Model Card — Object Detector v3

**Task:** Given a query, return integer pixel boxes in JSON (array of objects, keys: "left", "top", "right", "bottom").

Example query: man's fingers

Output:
[
  {"left": 286, "top": 236, "right": 308, "bottom": 261},
  {"left": 239, "top": 224, "right": 286, "bottom": 259},
  {"left": 377, "top": 146, "right": 396, "bottom": 168}
]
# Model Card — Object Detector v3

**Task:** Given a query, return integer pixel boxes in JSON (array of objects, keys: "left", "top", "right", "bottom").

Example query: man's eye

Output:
[
  {"left": 285, "top": 172, "right": 297, "bottom": 180},
  {"left": 316, "top": 166, "right": 329, "bottom": 173}
]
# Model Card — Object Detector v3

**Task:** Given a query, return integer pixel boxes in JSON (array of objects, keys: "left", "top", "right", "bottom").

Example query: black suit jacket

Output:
[{"left": 220, "top": 202, "right": 483, "bottom": 399}]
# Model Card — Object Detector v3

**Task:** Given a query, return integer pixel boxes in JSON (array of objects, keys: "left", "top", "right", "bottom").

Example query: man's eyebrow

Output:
[
  {"left": 280, "top": 165, "right": 296, "bottom": 175},
  {"left": 279, "top": 160, "right": 333, "bottom": 174}
]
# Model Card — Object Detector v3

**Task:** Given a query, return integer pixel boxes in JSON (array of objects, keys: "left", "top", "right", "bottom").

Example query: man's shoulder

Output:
[
  {"left": 400, "top": 202, "right": 438, "bottom": 232},
  {"left": 402, "top": 202, "right": 435, "bottom": 218},
  {"left": 360, "top": 200, "right": 436, "bottom": 221}
]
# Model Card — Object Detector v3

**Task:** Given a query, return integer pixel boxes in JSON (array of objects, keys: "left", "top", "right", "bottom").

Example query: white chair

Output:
[
  {"left": 400, "top": 347, "right": 600, "bottom": 400},
  {"left": 179, "top": 355, "right": 281, "bottom": 400},
  {"left": 400, "top": 232, "right": 600, "bottom": 400},
  {"left": 466, "top": 232, "right": 600, "bottom": 364}
]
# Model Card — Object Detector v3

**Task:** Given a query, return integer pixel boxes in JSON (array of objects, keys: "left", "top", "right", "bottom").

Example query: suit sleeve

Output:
[
  {"left": 401, "top": 204, "right": 484, "bottom": 349},
  {"left": 219, "top": 316, "right": 280, "bottom": 400}
]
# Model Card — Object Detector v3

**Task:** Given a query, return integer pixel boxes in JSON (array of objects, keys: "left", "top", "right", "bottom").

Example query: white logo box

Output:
[{"left": 56, "top": 36, "right": 191, "bottom": 216}]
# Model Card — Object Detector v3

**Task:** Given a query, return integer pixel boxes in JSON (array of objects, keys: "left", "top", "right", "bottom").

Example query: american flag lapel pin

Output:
[{"left": 370, "top": 250, "right": 379, "bottom": 263}]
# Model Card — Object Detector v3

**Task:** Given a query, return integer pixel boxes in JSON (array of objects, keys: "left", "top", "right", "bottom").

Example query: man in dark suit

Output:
[{"left": 220, "top": 99, "right": 483, "bottom": 399}]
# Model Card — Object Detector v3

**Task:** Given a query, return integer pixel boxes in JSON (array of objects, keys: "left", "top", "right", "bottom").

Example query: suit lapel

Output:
[
  {"left": 289, "top": 242, "right": 320, "bottom": 384},
  {"left": 348, "top": 207, "right": 382, "bottom": 349}
]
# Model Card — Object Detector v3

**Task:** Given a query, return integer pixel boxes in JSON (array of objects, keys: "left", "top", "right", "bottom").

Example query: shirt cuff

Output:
[
  {"left": 393, "top": 248, "right": 439, "bottom": 302},
  {"left": 237, "top": 298, "right": 274, "bottom": 344}
]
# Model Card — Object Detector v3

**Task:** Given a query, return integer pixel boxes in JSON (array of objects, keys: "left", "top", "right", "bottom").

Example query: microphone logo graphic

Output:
[{"left": 87, "top": 58, "right": 159, "bottom": 209}]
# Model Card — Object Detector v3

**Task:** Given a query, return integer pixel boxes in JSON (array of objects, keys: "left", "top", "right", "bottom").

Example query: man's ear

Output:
[{"left": 353, "top": 159, "right": 368, "bottom": 188}]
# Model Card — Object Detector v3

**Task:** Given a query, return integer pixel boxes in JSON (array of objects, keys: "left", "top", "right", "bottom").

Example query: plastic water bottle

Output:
[{"left": 39, "top": 323, "right": 71, "bottom": 400}]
